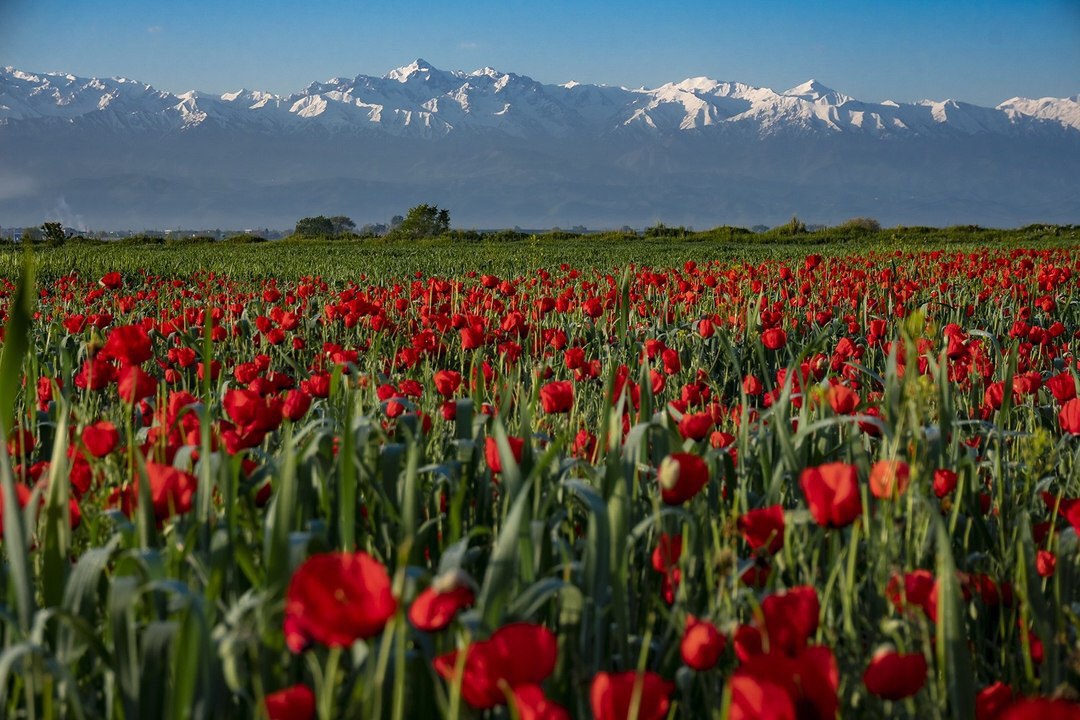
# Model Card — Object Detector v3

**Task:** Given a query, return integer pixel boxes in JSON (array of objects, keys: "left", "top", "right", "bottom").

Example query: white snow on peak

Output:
[
  {"left": 997, "top": 95, "right": 1080, "bottom": 132},
  {"left": 674, "top": 76, "right": 721, "bottom": 93},
  {"left": 2, "top": 62, "right": 1078, "bottom": 139},
  {"left": 783, "top": 79, "right": 851, "bottom": 105},
  {"left": 386, "top": 58, "right": 436, "bottom": 83}
]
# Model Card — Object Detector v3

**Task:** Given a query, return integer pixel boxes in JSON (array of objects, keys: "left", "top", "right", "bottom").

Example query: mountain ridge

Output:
[
  {"left": 1, "top": 60, "right": 1078, "bottom": 230},
  {"left": 3, "top": 60, "right": 1079, "bottom": 138}
]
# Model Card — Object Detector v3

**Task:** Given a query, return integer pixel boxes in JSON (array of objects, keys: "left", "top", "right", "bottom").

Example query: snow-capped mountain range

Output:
[
  {"left": 0, "top": 59, "right": 1078, "bottom": 229},
  {"left": 3, "top": 59, "right": 1079, "bottom": 138}
]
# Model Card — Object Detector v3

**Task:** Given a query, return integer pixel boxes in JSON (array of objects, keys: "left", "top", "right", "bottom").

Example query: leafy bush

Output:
[{"left": 835, "top": 217, "right": 882, "bottom": 233}]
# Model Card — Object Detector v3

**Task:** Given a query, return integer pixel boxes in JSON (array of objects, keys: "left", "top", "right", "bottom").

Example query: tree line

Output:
[{"left": 294, "top": 204, "right": 450, "bottom": 240}]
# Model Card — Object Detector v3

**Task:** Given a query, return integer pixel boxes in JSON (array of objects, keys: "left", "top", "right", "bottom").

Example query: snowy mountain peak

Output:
[
  {"left": 1, "top": 62, "right": 1078, "bottom": 138},
  {"left": 784, "top": 79, "right": 850, "bottom": 104},
  {"left": 672, "top": 76, "right": 722, "bottom": 93},
  {"left": 997, "top": 94, "right": 1080, "bottom": 132},
  {"left": 2, "top": 63, "right": 1079, "bottom": 230},
  {"left": 386, "top": 58, "right": 439, "bottom": 82}
]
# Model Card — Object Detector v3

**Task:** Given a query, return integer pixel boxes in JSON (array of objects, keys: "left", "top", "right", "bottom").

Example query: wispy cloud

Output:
[
  {"left": 147, "top": 25, "right": 162, "bottom": 34},
  {"left": 457, "top": 41, "right": 479, "bottom": 50}
]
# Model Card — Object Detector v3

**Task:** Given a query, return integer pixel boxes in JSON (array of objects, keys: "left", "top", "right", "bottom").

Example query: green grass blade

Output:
[{"left": 934, "top": 519, "right": 975, "bottom": 720}]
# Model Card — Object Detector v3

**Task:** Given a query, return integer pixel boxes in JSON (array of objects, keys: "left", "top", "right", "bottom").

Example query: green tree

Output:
[
  {"left": 294, "top": 216, "right": 335, "bottom": 238},
  {"left": 393, "top": 204, "right": 450, "bottom": 239},
  {"left": 328, "top": 216, "right": 356, "bottom": 235},
  {"left": 41, "top": 221, "right": 66, "bottom": 247}
]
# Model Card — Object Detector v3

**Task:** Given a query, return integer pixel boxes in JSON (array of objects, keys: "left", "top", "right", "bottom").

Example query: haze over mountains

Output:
[{"left": 1, "top": 59, "right": 1078, "bottom": 230}]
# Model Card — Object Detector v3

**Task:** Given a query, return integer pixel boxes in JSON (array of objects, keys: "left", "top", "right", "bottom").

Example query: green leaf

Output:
[
  {"left": 935, "top": 519, "right": 975, "bottom": 720},
  {"left": 0, "top": 251, "right": 33, "bottom": 433},
  {"left": 0, "top": 254, "right": 35, "bottom": 634},
  {"left": 477, "top": 477, "right": 534, "bottom": 628},
  {"left": 265, "top": 425, "right": 299, "bottom": 593},
  {"left": 1016, "top": 512, "right": 1059, "bottom": 688}
]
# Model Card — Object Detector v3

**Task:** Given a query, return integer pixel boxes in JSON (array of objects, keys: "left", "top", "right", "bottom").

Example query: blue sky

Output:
[{"left": 2, "top": 0, "right": 1078, "bottom": 105}]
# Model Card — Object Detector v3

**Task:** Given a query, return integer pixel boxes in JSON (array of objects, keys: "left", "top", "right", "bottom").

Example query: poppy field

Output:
[{"left": 2, "top": 240, "right": 1080, "bottom": 719}]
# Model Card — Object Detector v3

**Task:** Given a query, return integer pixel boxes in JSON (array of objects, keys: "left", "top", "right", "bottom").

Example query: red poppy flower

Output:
[
  {"left": 1059, "top": 398, "right": 1080, "bottom": 435},
  {"left": 408, "top": 571, "right": 475, "bottom": 632},
  {"left": 1045, "top": 373, "right": 1076, "bottom": 403},
  {"left": 998, "top": 698, "right": 1080, "bottom": 720},
  {"left": 976, "top": 682, "right": 1014, "bottom": 720},
  {"left": 681, "top": 616, "right": 726, "bottom": 671},
  {"left": 933, "top": 469, "right": 958, "bottom": 498},
  {"left": 886, "top": 569, "right": 937, "bottom": 620},
  {"left": 81, "top": 420, "right": 120, "bottom": 458},
  {"left": 657, "top": 452, "right": 709, "bottom": 505},
  {"left": 1036, "top": 550, "right": 1056, "bottom": 578},
  {"left": 283, "top": 551, "right": 397, "bottom": 651},
  {"left": 0, "top": 482, "right": 32, "bottom": 535},
  {"left": 144, "top": 462, "right": 197, "bottom": 520},
  {"left": 761, "top": 328, "right": 787, "bottom": 350},
  {"left": 485, "top": 436, "right": 525, "bottom": 474},
  {"left": 799, "top": 462, "right": 862, "bottom": 528},
  {"left": 737, "top": 504, "right": 785, "bottom": 555},
  {"left": 869, "top": 460, "right": 911, "bottom": 499},
  {"left": 564, "top": 347, "right": 586, "bottom": 370},
  {"left": 117, "top": 365, "right": 158, "bottom": 404},
  {"left": 75, "top": 355, "right": 116, "bottom": 391},
  {"left": 727, "top": 672, "right": 794, "bottom": 720},
  {"left": 224, "top": 388, "right": 263, "bottom": 427},
  {"left": 100, "top": 271, "right": 123, "bottom": 289},
  {"left": 103, "top": 324, "right": 153, "bottom": 366},
  {"left": 827, "top": 385, "right": 860, "bottom": 414},
  {"left": 510, "top": 684, "right": 570, "bottom": 720},
  {"left": 661, "top": 348, "right": 682, "bottom": 375},
  {"left": 264, "top": 684, "right": 315, "bottom": 720},
  {"left": 589, "top": 671, "right": 674, "bottom": 720},
  {"left": 651, "top": 533, "right": 683, "bottom": 604},
  {"left": 730, "top": 646, "right": 838, "bottom": 720},
  {"left": 539, "top": 380, "right": 574, "bottom": 414},
  {"left": 863, "top": 648, "right": 927, "bottom": 700},
  {"left": 433, "top": 369, "right": 462, "bottom": 398},
  {"left": 434, "top": 623, "right": 557, "bottom": 710},
  {"left": 678, "top": 412, "right": 713, "bottom": 441},
  {"left": 283, "top": 389, "right": 313, "bottom": 421},
  {"left": 760, "top": 586, "right": 819, "bottom": 657},
  {"left": 304, "top": 373, "right": 331, "bottom": 399},
  {"left": 6, "top": 427, "right": 34, "bottom": 456},
  {"left": 742, "top": 375, "right": 763, "bottom": 395}
]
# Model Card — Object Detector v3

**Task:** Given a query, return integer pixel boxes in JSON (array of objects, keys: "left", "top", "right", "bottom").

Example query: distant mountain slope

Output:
[{"left": 1, "top": 60, "right": 1077, "bottom": 229}]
